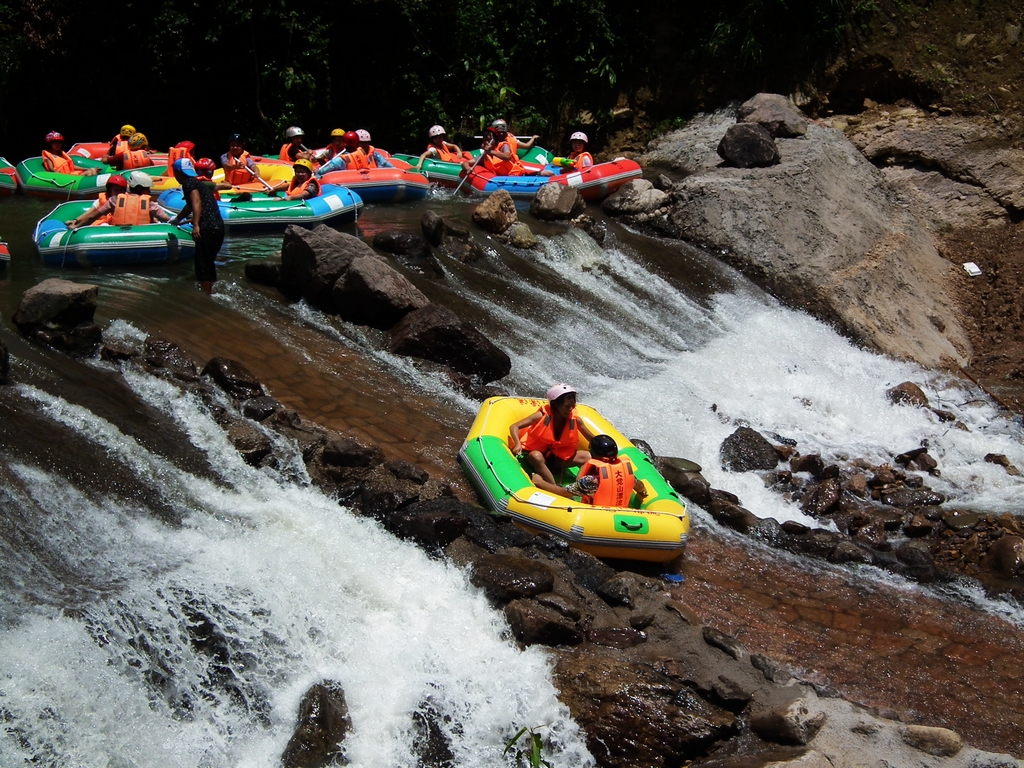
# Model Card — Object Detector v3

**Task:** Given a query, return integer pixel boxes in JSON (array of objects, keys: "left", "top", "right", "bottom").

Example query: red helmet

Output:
[
  {"left": 45, "top": 131, "right": 64, "bottom": 143},
  {"left": 107, "top": 175, "right": 129, "bottom": 189},
  {"left": 175, "top": 140, "right": 195, "bottom": 151},
  {"left": 343, "top": 130, "right": 359, "bottom": 148},
  {"left": 194, "top": 157, "right": 216, "bottom": 176}
]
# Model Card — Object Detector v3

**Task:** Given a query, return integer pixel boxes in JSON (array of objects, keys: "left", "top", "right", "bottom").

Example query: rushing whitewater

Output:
[{"left": 0, "top": 379, "right": 594, "bottom": 768}]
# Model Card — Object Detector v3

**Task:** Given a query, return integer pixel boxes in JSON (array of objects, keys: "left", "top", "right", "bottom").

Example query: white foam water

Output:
[{"left": 0, "top": 381, "right": 593, "bottom": 768}]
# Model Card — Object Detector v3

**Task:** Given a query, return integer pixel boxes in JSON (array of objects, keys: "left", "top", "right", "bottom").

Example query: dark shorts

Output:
[{"left": 194, "top": 227, "right": 225, "bottom": 283}]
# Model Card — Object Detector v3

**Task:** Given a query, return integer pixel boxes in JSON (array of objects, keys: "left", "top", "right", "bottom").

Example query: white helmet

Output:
[
  {"left": 570, "top": 131, "right": 588, "bottom": 143},
  {"left": 285, "top": 126, "right": 304, "bottom": 138},
  {"left": 428, "top": 125, "right": 446, "bottom": 137},
  {"left": 491, "top": 118, "right": 508, "bottom": 132},
  {"left": 127, "top": 171, "right": 153, "bottom": 189},
  {"left": 355, "top": 129, "right": 372, "bottom": 142}
]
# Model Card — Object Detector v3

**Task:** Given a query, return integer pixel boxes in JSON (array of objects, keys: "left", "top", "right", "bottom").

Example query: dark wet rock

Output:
[
  {"left": 472, "top": 190, "right": 517, "bottom": 234},
  {"left": 902, "top": 724, "right": 964, "bottom": 757},
  {"left": 895, "top": 540, "right": 939, "bottom": 582},
  {"left": 791, "top": 453, "right": 825, "bottom": 478},
  {"left": 750, "top": 699, "right": 826, "bottom": 745},
  {"left": 586, "top": 627, "right": 647, "bottom": 648},
  {"left": 981, "top": 535, "right": 1024, "bottom": 580},
  {"left": 751, "top": 654, "right": 793, "bottom": 685},
  {"left": 410, "top": 701, "right": 456, "bottom": 768},
  {"left": 845, "top": 473, "right": 869, "bottom": 497},
  {"left": 880, "top": 488, "right": 945, "bottom": 507},
  {"left": 505, "top": 597, "right": 584, "bottom": 646},
  {"left": 322, "top": 435, "right": 385, "bottom": 468},
  {"left": 504, "top": 221, "right": 539, "bottom": 249},
  {"left": 944, "top": 511, "right": 981, "bottom": 530},
  {"left": 469, "top": 554, "right": 555, "bottom": 602},
  {"left": 281, "top": 680, "right": 352, "bottom": 768},
  {"left": 564, "top": 549, "right": 619, "bottom": 593},
  {"left": 201, "top": 357, "right": 265, "bottom": 401},
  {"left": 330, "top": 249, "right": 430, "bottom": 330},
  {"left": 707, "top": 499, "right": 761, "bottom": 533},
  {"left": 388, "top": 304, "right": 511, "bottom": 382},
  {"left": 385, "top": 497, "right": 468, "bottom": 551},
  {"left": 100, "top": 337, "right": 139, "bottom": 362},
  {"left": 596, "top": 573, "right": 657, "bottom": 609},
  {"left": 420, "top": 209, "right": 447, "bottom": 247},
  {"left": 886, "top": 381, "right": 929, "bottom": 407},
  {"left": 553, "top": 648, "right": 735, "bottom": 767},
  {"left": 601, "top": 179, "right": 669, "bottom": 216},
  {"left": 221, "top": 416, "right": 273, "bottom": 466},
  {"left": 659, "top": 459, "right": 712, "bottom": 506},
  {"left": 373, "top": 230, "right": 432, "bottom": 261},
  {"left": 242, "top": 395, "right": 283, "bottom": 422},
  {"left": 782, "top": 529, "right": 846, "bottom": 560},
  {"left": 12, "top": 278, "right": 102, "bottom": 354},
  {"left": 0, "top": 339, "right": 8, "bottom": 384},
  {"left": 737, "top": 93, "right": 809, "bottom": 138},
  {"left": 385, "top": 460, "right": 429, "bottom": 484},
  {"left": 244, "top": 260, "right": 281, "bottom": 287},
  {"left": 536, "top": 592, "right": 582, "bottom": 621},
  {"left": 828, "top": 540, "right": 873, "bottom": 565},
  {"left": 573, "top": 213, "right": 607, "bottom": 245},
  {"left": 720, "top": 427, "right": 779, "bottom": 472},
  {"left": 702, "top": 626, "right": 747, "bottom": 661},
  {"left": 144, "top": 338, "right": 200, "bottom": 382},
  {"left": 279, "top": 224, "right": 360, "bottom": 305},
  {"left": 266, "top": 409, "right": 331, "bottom": 461},
  {"left": 780, "top": 520, "right": 810, "bottom": 535},
  {"left": 717, "top": 123, "right": 780, "bottom": 168},
  {"left": 801, "top": 478, "right": 841, "bottom": 516},
  {"left": 530, "top": 183, "right": 586, "bottom": 221},
  {"left": 904, "top": 514, "right": 934, "bottom": 538}
]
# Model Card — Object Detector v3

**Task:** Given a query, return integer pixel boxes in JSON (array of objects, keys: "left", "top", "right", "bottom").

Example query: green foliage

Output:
[{"left": 503, "top": 726, "right": 554, "bottom": 768}]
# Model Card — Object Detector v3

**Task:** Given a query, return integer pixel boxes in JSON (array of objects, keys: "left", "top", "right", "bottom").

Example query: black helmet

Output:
[
  {"left": 590, "top": 435, "right": 618, "bottom": 459},
  {"left": 228, "top": 133, "right": 243, "bottom": 144}
]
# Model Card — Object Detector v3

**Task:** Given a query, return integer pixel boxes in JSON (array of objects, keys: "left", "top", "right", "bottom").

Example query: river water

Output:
[{"left": 1, "top": 189, "right": 1022, "bottom": 763}]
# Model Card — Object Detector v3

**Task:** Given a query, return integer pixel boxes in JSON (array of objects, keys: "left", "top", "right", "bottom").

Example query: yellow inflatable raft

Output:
[{"left": 458, "top": 396, "right": 689, "bottom": 562}]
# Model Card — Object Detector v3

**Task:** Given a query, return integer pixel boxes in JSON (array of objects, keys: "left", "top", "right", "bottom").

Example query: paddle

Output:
[
  {"left": 242, "top": 164, "right": 279, "bottom": 196},
  {"left": 454, "top": 134, "right": 494, "bottom": 195}
]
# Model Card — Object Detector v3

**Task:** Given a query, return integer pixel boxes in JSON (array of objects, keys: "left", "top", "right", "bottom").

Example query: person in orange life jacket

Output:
[
  {"left": 354, "top": 129, "right": 395, "bottom": 168},
  {"left": 286, "top": 159, "right": 320, "bottom": 200},
  {"left": 483, "top": 118, "right": 554, "bottom": 177},
  {"left": 221, "top": 134, "right": 261, "bottom": 186},
  {"left": 313, "top": 129, "right": 347, "bottom": 164},
  {"left": 314, "top": 132, "right": 363, "bottom": 176},
  {"left": 165, "top": 141, "right": 195, "bottom": 175},
  {"left": 101, "top": 124, "right": 136, "bottom": 164},
  {"left": 42, "top": 132, "right": 100, "bottom": 176},
  {"left": 170, "top": 158, "right": 225, "bottom": 295},
  {"left": 64, "top": 175, "right": 129, "bottom": 228},
  {"left": 461, "top": 126, "right": 500, "bottom": 174},
  {"left": 415, "top": 125, "right": 470, "bottom": 169},
  {"left": 559, "top": 131, "right": 594, "bottom": 173},
  {"left": 532, "top": 434, "right": 647, "bottom": 507},
  {"left": 110, "top": 133, "right": 155, "bottom": 170},
  {"left": 279, "top": 126, "right": 313, "bottom": 163},
  {"left": 65, "top": 172, "right": 169, "bottom": 229},
  {"left": 509, "top": 383, "right": 597, "bottom": 485}
]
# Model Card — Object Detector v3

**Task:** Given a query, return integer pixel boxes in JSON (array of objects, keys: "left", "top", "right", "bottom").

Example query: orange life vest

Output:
[
  {"left": 522, "top": 405, "right": 580, "bottom": 462},
  {"left": 122, "top": 150, "right": 153, "bottom": 170},
  {"left": 280, "top": 142, "right": 305, "bottom": 162},
  {"left": 223, "top": 151, "right": 254, "bottom": 185},
  {"left": 566, "top": 150, "right": 594, "bottom": 172},
  {"left": 166, "top": 146, "right": 193, "bottom": 175},
  {"left": 341, "top": 148, "right": 370, "bottom": 171},
  {"left": 484, "top": 135, "right": 525, "bottom": 176},
  {"left": 111, "top": 193, "right": 151, "bottom": 226},
  {"left": 426, "top": 143, "right": 467, "bottom": 164},
  {"left": 42, "top": 150, "right": 76, "bottom": 175},
  {"left": 579, "top": 457, "right": 636, "bottom": 508},
  {"left": 91, "top": 192, "right": 114, "bottom": 225},
  {"left": 287, "top": 176, "right": 318, "bottom": 199}
]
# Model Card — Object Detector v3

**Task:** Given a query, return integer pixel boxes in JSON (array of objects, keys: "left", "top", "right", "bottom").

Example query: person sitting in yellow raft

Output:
[
  {"left": 42, "top": 132, "right": 100, "bottom": 176},
  {"left": 532, "top": 434, "right": 647, "bottom": 508},
  {"left": 509, "top": 383, "right": 596, "bottom": 485},
  {"left": 286, "top": 159, "right": 320, "bottom": 200}
]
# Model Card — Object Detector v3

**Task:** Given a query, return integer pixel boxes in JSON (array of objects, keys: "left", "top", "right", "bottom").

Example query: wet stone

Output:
[
  {"left": 585, "top": 627, "right": 647, "bottom": 648},
  {"left": 469, "top": 554, "right": 555, "bottom": 602}
]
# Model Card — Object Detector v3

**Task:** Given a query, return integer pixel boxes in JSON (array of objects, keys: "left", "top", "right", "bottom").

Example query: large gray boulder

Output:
[
  {"left": 12, "top": 278, "right": 102, "bottom": 353},
  {"left": 645, "top": 114, "right": 971, "bottom": 368},
  {"left": 738, "top": 93, "right": 809, "bottom": 138},
  {"left": 530, "top": 183, "right": 585, "bottom": 221},
  {"left": 330, "top": 250, "right": 430, "bottom": 329},
  {"left": 388, "top": 304, "right": 511, "bottom": 382},
  {"left": 472, "top": 190, "right": 518, "bottom": 234},
  {"left": 602, "top": 179, "right": 669, "bottom": 216},
  {"left": 279, "top": 225, "right": 361, "bottom": 306}
]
